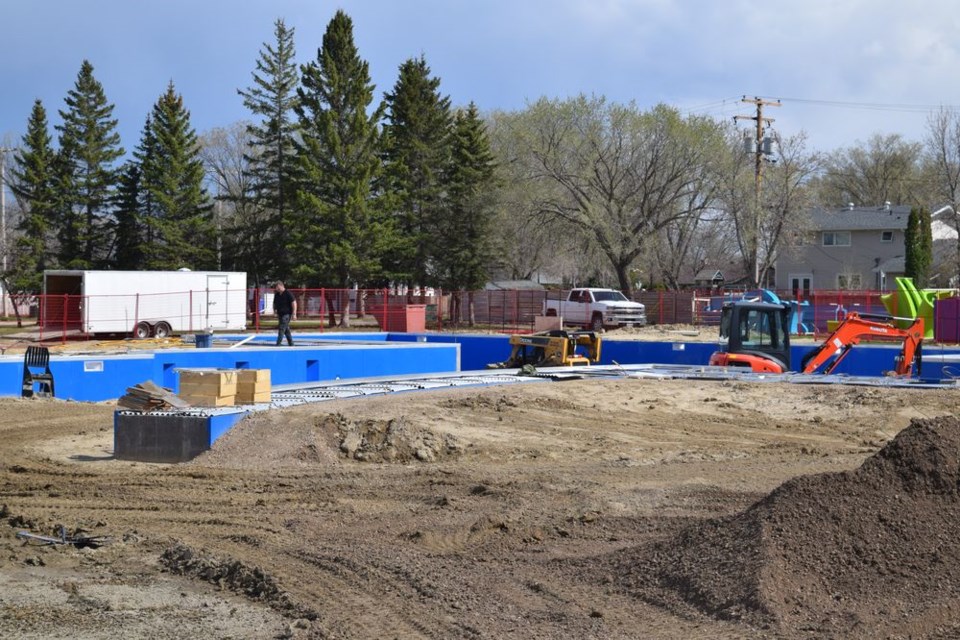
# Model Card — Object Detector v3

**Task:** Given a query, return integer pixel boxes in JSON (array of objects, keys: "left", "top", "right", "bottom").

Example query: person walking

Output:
[{"left": 273, "top": 281, "right": 297, "bottom": 346}]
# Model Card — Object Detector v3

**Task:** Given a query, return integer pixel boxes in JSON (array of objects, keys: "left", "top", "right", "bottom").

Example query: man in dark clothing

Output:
[{"left": 273, "top": 281, "right": 297, "bottom": 346}]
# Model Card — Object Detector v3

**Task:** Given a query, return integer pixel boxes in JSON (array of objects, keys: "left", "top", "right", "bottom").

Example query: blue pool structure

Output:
[{"left": 3, "top": 331, "right": 959, "bottom": 462}]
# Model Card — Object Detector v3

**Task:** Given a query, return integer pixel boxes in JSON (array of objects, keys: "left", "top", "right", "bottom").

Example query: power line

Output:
[
  {"left": 679, "top": 96, "right": 742, "bottom": 115},
  {"left": 763, "top": 96, "right": 960, "bottom": 114},
  {"left": 671, "top": 95, "right": 960, "bottom": 118}
]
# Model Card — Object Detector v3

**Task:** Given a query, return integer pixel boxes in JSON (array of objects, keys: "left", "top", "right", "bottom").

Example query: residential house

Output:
[{"left": 775, "top": 204, "right": 958, "bottom": 293}]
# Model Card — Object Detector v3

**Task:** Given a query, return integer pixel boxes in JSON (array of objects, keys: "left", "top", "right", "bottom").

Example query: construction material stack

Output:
[
  {"left": 178, "top": 370, "right": 238, "bottom": 407},
  {"left": 118, "top": 381, "right": 190, "bottom": 412},
  {"left": 237, "top": 369, "right": 271, "bottom": 404}
]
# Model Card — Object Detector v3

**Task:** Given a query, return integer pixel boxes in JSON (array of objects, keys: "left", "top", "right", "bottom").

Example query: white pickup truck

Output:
[{"left": 543, "top": 288, "right": 647, "bottom": 330}]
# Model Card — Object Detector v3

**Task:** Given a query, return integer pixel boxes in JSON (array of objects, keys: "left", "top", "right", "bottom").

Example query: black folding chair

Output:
[{"left": 22, "top": 346, "right": 55, "bottom": 398}]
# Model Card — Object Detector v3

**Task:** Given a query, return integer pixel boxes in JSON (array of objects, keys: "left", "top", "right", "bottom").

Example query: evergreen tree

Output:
[
  {"left": 139, "top": 83, "right": 214, "bottom": 269},
  {"left": 434, "top": 103, "right": 497, "bottom": 321},
  {"left": 921, "top": 206, "right": 933, "bottom": 286},
  {"left": 55, "top": 60, "right": 124, "bottom": 268},
  {"left": 905, "top": 206, "right": 932, "bottom": 288},
  {"left": 120, "top": 115, "right": 161, "bottom": 267},
  {"left": 113, "top": 160, "right": 145, "bottom": 269},
  {"left": 8, "top": 100, "right": 59, "bottom": 290},
  {"left": 381, "top": 55, "right": 453, "bottom": 292},
  {"left": 238, "top": 18, "right": 300, "bottom": 279},
  {"left": 293, "top": 10, "right": 390, "bottom": 322}
]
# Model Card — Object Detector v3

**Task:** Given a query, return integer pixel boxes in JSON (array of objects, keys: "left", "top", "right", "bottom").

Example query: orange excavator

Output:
[{"left": 709, "top": 301, "right": 923, "bottom": 376}]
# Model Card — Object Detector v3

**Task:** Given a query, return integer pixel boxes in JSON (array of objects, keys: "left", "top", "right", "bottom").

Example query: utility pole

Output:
[{"left": 734, "top": 96, "right": 780, "bottom": 286}]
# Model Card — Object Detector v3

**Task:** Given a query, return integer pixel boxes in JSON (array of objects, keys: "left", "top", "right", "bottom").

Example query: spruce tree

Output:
[
  {"left": 56, "top": 60, "right": 124, "bottom": 268},
  {"left": 113, "top": 160, "right": 145, "bottom": 269},
  {"left": 238, "top": 18, "right": 299, "bottom": 280},
  {"left": 139, "top": 83, "right": 214, "bottom": 269},
  {"left": 905, "top": 206, "right": 932, "bottom": 288},
  {"left": 381, "top": 55, "right": 453, "bottom": 293},
  {"left": 293, "top": 9, "right": 390, "bottom": 323},
  {"left": 921, "top": 206, "right": 933, "bottom": 287},
  {"left": 435, "top": 103, "right": 497, "bottom": 321},
  {"left": 8, "top": 100, "right": 59, "bottom": 291}
]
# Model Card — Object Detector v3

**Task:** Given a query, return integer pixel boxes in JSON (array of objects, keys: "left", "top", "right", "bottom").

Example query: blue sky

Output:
[{"left": 3, "top": 0, "right": 960, "bottom": 156}]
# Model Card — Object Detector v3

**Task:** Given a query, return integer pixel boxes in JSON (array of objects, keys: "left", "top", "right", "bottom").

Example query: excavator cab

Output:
[{"left": 710, "top": 302, "right": 792, "bottom": 373}]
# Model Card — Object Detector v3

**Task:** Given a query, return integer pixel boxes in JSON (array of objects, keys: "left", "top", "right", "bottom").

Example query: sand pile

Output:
[{"left": 624, "top": 415, "right": 960, "bottom": 638}]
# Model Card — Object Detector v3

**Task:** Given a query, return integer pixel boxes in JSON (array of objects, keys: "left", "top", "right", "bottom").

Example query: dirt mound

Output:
[
  {"left": 191, "top": 409, "right": 342, "bottom": 470},
  {"left": 323, "top": 412, "right": 465, "bottom": 463},
  {"left": 196, "top": 408, "right": 465, "bottom": 468},
  {"left": 623, "top": 415, "right": 960, "bottom": 638}
]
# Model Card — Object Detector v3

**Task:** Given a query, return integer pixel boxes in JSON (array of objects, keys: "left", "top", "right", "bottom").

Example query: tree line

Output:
[
  {"left": 6, "top": 9, "right": 960, "bottom": 307},
  {"left": 4, "top": 11, "right": 496, "bottom": 320}
]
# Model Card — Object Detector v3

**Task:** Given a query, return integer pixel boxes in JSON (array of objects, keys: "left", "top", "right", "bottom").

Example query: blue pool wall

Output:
[
  {"left": 4, "top": 332, "right": 960, "bottom": 402},
  {"left": 414, "top": 334, "right": 959, "bottom": 380},
  {"left": 2, "top": 336, "right": 459, "bottom": 401},
  {"left": 394, "top": 333, "right": 959, "bottom": 379}
]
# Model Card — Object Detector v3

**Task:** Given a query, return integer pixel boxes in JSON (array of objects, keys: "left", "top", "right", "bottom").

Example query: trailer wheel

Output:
[
  {"left": 153, "top": 321, "right": 172, "bottom": 339},
  {"left": 134, "top": 321, "right": 152, "bottom": 340}
]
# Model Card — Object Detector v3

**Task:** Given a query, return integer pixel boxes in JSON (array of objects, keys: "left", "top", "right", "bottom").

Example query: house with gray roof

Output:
[{"left": 774, "top": 204, "right": 958, "bottom": 293}]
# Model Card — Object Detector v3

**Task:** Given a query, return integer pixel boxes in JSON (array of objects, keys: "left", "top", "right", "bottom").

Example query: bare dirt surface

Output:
[{"left": 2, "top": 378, "right": 960, "bottom": 639}]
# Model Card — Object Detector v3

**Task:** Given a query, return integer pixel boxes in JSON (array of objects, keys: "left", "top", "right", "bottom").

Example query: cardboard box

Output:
[
  {"left": 236, "top": 369, "right": 271, "bottom": 404},
  {"left": 179, "top": 370, "right": 237, "bottom": 407}
]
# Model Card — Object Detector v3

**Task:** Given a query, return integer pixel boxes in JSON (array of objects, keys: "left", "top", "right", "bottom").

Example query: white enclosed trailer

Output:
[{"left": 42, "top": 270, "right": 247, "bottom": 338}]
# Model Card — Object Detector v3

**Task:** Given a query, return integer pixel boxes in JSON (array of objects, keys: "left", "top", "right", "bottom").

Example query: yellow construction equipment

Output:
[{"left": 487, "top": 330, "right": 602, "bottom": 369}]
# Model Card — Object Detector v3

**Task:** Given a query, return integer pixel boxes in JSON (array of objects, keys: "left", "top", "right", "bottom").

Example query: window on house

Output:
[
  {"left": 837, "top": 273, "right": 862, "bottom": 290},
  {"left": 823, "top": 231, "right": 851, "bottom": 246},
  {"left": 880, "top": 231, "right": 894, "bottom": 243}
]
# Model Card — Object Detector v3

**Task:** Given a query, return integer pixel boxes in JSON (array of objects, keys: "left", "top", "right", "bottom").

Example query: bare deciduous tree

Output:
[
  {"left": 925, "top": 108, "right": 960, "bottom": 284},
  {"left": 716, "top": 130, "right": 818, "bottom": 287},
  {"left": 199, "top": 122, "right": 273, "bottom": 283},
  {"left": 502, "top": 96, "right": 723, "bottom": 296},
  {"left": 813, "top": 133, "right": 925, "bottom": 208}
]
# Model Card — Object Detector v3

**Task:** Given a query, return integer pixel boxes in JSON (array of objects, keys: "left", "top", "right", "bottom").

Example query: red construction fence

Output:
[{"left": 13, "top": 286, "right": 960, "bottom": 343}]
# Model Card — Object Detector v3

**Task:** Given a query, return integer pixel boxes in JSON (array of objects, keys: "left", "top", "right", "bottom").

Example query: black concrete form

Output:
[{"left": 114, "top": 413, "right": 213, "bottom": 463}]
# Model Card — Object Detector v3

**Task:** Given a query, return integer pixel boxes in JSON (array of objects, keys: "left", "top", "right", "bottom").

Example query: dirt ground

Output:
[{"left": 2, "top": 373, "right": 960, "bottom": 639}]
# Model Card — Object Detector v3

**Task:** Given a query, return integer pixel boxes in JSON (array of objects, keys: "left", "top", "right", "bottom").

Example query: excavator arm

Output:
[{"left": 799, "top": 312, "right": 924, "bottom": 376}]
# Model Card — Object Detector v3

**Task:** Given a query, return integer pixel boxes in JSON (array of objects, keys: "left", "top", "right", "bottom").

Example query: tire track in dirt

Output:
[
  {"left": 4, "top": 382, "right": 960, "bottom": 638},
  {"left": 283, "top": 546, "right": 460, "bottom": 639}
]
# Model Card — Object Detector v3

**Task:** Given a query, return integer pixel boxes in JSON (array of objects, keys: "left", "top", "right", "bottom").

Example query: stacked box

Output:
[
  {"left": 236, "top": 369, "right": 271, "bottom": 404},
  {"left": 178, "top": 370, "right": 237, "bottom": 407}
]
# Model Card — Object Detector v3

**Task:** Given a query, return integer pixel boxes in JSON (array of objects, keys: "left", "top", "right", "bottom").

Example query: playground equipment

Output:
[
  {"left": 880, "top": 277, "right": 954, "bottom": 340},
  {"left": 701, "top": 289, "right": 814, "bottom": 335}
]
